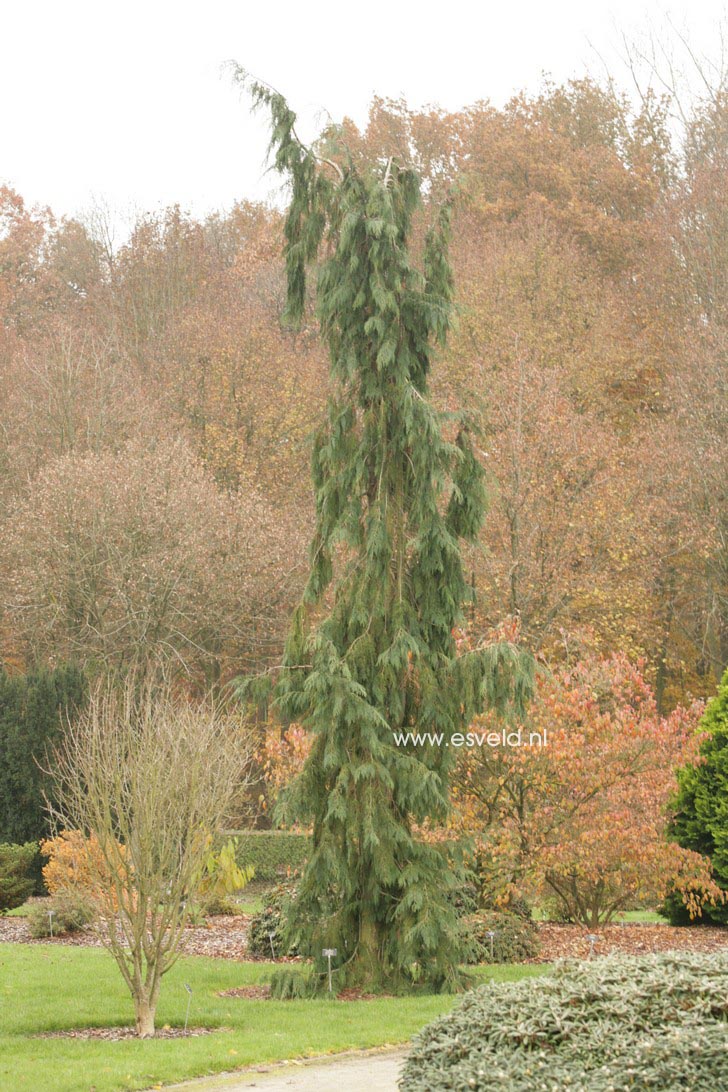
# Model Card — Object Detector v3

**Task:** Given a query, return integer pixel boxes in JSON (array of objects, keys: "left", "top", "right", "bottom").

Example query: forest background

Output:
[{"left": 1, "top": 63, "right": 726, "bottom": 712}]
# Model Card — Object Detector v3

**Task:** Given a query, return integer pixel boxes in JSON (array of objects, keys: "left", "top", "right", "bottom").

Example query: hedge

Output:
[
  {"left": 401, "top": 951, "right": 728, "bottom": 1091},
  {"left": 224, "top": 830, "right": 310, "bottom": 882},
  {"left": 0, "top": 663, "right": 86, "bottom": 884}
]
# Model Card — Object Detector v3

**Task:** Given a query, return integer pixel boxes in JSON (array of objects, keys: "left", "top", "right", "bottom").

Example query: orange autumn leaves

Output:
[
  {"left": 41, "top": 830, "right": 127, "bottom": 911},
  {"left": 451, "top": 651, "right": 722, "bottom": 924}
]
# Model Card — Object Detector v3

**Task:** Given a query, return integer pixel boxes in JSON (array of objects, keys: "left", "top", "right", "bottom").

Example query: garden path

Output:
[{"left": 156, "top": 1047, "right": 407, "bottom": 1092}]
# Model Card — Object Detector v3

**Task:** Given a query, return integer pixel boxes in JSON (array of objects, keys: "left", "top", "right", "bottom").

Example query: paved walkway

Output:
[{"left": 159, "top": 1048, "right": 408, "bottom": 1092}]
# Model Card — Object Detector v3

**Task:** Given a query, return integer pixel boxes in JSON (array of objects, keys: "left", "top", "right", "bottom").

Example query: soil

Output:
[{"left": 36, "top": 1025, "right": 224, "bottom": 1041}]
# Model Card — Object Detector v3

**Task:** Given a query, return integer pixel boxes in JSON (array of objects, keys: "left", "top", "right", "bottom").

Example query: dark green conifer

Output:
[
  {"left": 237, "top": 73, "right": 533, "bottom": 989},
  {"left": 0, "top": 664, "right": 86, "bottom": 845},
  {"left": 665, "top": 669, "right": 728, "bottom": 925}
]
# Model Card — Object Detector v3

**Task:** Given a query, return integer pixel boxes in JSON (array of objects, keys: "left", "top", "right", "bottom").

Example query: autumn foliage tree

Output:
[
  {"left": 452, "top": 651, "right": 722, "bottom": 925},
  {"left": 2, "top": 71, "right": 726, "bottom": 704}
]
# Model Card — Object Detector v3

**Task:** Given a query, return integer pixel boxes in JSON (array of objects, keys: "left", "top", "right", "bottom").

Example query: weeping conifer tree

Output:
[{"left": 236, "top": 72, "right": 533, "bottom": 990}]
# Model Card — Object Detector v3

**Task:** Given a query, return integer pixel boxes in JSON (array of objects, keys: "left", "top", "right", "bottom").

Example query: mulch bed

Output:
[
  {"left": 218, "top": 985, "right": 391, "bottom": 1001},
  {"left": 533, "top": 922, "right": 728, "bottom": 962},
  {"left": 36, "top": 1025, "right": 224, "bottom": 1041},
  {"left": 219, "top": 985, "right": 271, "bottom": 999},
  {"left": 0, "top": 913, "right": 253, "bottom": 956},
  {"left": 4, "top": 912, "right": 728, "bottom": 965}
]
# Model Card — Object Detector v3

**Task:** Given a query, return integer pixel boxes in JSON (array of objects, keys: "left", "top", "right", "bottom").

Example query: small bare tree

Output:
[{"left": 48, "top": 676, "right": 254, "bottom": 1037}]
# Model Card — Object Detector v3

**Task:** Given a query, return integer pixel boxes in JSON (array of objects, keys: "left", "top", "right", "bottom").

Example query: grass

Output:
[
  {"left": 613, "top": 909, "right": 668, "bottom": 924},
  {"left": 233, "top": 892, "right": 265, "bottom": 916},
  {"left": 0, "top": 943, "right": 547, "bottom": 1092},
  {"left": 532, "top": 905, "right": 668, "bottom": 925}
]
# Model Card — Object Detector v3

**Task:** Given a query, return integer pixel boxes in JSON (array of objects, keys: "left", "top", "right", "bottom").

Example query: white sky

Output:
[{"left": 1, "top": 0, "right": 725, "bottom": 235}]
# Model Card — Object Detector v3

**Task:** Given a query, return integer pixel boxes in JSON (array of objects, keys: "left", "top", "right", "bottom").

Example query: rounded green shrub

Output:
[
  {"left": 401, "top": 951, "right": 728, "bottom": 1091},
  {"left": 247, "top": 884, "right": 297, "bottom": 958},
  {"left": 200, "top": 893, "right": 242, "bottom": 916},
  {"left": 463, "top": 910, "right": 540, "bottom": 964},
  {"left": 27, "top": 891, "right": 95, "bottom": 938}
]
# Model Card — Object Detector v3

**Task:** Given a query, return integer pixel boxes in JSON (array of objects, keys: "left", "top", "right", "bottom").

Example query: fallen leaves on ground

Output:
[{"left": 533, "top": 922, "right": 728, "bottom": 962}]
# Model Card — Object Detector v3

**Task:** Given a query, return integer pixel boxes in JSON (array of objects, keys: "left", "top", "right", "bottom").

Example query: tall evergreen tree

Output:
[
  {"left": 237, "top": 73, "right": 533, "bottom": 990},
  {"left": 665, "top": 669, "right": 728, "bottom": 925}
]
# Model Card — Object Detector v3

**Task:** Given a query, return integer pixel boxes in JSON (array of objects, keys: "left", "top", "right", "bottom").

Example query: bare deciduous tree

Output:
[
  {"left": 0, "top": 435, "right": 300, "bottom": 682},
  {"left": 48, "top": 676, "right": 254, "bottom": 1037}
]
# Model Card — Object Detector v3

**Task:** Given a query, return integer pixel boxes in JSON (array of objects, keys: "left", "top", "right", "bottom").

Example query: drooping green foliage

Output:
[
  {"left": 236, "top": 72, "right": 534, "bottom": 990},
  {"left": 0, "top": 664, "right": 87, "bottom": 846},
  {"left": 664, "top": 669, "right": 728, "bottom": 925}
]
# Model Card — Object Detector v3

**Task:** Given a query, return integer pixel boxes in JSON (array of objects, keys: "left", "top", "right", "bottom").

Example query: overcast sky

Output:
[{"left": 1, "top": 0, "right": 725, "bottom": 234}]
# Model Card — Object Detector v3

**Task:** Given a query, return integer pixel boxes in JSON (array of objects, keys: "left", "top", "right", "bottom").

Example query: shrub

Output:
[
  {"left": 401, "top": 951, "right": 728, "bottom": 1091},
  {"left": 226, "top": 830, "right": 309, "bottom": 882},
  {"left": 200, "top": 894, "right": 242, "bottom": 916},
  {"left": 455, "top": 654, "right": 715, "bottom": 928},
  {"left": 247, "top": 883, "right": 298, "bottom": 958},
  {"left": 27, "top": 890, "right": 95, "bottom": 937},
  {"left": 0, "top": 842, "right": 37, "bottom": 912},
  {"left": 462, "top": 910, "right": 540, "bottom": 964},
  {"left": 41, "top": 830, "right": 126, "bottom": 908},
  {"left": 197, "top": 836, "right": 254, "bottom": 908}
]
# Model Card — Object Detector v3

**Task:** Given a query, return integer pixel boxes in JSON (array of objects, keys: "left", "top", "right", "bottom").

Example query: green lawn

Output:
[
  {"left": 233, "top": 893, "right": 265, "bottom": 916},
  {"left": 0, "top": 943, "right": 546, "bottom": 1092},
  {"left": 532, "top": 905, "right": 668, "bottom": 924},
  {"left": 613, "top": 910, "right": 668, "bottom": 924}
]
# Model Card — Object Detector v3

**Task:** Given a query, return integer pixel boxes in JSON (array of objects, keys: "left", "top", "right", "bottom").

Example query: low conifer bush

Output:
[{"left": 401, "top": 951, "right": 728, "bottom": 1091}]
